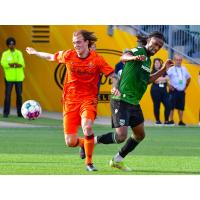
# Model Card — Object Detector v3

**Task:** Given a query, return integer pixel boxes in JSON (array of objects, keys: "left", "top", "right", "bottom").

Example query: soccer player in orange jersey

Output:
[{"left": 26, "top": 30, "right": 120, "bottom": 171}]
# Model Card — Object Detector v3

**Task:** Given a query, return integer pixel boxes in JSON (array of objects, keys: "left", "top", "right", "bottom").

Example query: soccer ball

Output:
[{"left": 21, "top": 100, "right": 42, "bottom": 120}]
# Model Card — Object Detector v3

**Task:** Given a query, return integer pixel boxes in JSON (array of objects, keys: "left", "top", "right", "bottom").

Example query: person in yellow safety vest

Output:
[{"left": 1, "top": 37, "right": 25, "bottom": 118}]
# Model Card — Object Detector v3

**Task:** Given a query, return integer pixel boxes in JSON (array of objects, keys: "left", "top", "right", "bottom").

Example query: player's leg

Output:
[
  {"left": 95, "top": 99, "right": 129, "bottom": 144},
  {"left": 81, "top": 117, "right": 97, "bottom": 171},
  {"left": 80, "top": 100, "right": 98, "bottom": 171},
  {"left": 63, "top": 103, "right": 84, "bottom": 148},
  {"left": 110, "top": 104, "right": 145, "bottom": 171}
]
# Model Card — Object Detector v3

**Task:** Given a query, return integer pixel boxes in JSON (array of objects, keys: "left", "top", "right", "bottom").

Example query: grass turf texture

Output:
[{"left": 0, "top": 116, "right": 200, "bottom": 174}]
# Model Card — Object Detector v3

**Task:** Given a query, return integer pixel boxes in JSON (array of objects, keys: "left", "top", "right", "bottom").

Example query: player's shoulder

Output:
[
  {"left": 63, "top": 49, "right": 74, "bottom": 56},
  {"left": 130, "top": 46, "right": 145, "bottom": 55},
  {"left": 89, "top": 50, "right": 104, "bottom": 60},
  {"left": 90, "top": 50, "right": 99, "bottom": 57},
  {"left": 57, "top": 49, "right": 75, "bottom": 59}
]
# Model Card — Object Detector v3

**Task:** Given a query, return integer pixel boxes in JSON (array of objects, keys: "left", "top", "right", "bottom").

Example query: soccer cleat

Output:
[
  {"left": 109, "top": 158, "right": 132, "bottom": 172},
  {"left": 79, "top": 147, "right": 85, "bottom": 159},
  {"left": 86, "top": 164, "right": 98, "bottom": 171}
]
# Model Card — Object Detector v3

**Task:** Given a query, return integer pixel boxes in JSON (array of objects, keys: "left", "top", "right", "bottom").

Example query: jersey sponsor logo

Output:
[
  {"left": 71, "top": 65, "right": 96, "bottom": 75},
  {"left": 141, "top": 65, "right": 151, "bottom": 73},
  {"left": 119, "top": 119, "right": 125, "bottom": 126}
]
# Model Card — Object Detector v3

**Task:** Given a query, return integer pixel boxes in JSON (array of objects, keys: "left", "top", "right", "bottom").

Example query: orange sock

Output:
[
  {"left": 76, "top": 137, "right": 84, "bottom": 147},
  {"left": 84, "top": 135, "right": 94, "bottom": 165}
]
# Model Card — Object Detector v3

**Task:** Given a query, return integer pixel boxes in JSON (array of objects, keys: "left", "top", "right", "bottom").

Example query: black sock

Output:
[
  {"left": 119, "top": 137, "right": 139, "bottom": 158},
  {"left": 97, "top": 132, "right": 117, "bottom": 144}
]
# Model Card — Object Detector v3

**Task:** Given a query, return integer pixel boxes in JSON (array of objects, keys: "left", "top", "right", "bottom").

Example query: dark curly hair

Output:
[
  {"left": 137, "top": 31, "right": 165, "bottom": 46},
  {"left": 6, "top": 37, "right": 16, "bottom": 46}
]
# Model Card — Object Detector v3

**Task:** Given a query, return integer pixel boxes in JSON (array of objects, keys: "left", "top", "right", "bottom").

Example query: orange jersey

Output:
[{"left": 54, "top": 49, "right": 114, "bottom": 103}]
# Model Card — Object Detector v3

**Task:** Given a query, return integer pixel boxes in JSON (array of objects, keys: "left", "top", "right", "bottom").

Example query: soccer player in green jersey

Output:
[{"left": 95, "top": 31, "right": 174, "bottom": 171}]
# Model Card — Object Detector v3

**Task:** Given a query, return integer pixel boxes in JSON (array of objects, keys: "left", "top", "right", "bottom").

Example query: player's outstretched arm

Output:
[
  {"left": 120, "top": 53, "right": 146, "bottom": 62},
  {"left": 26, "top": 47, "right": 55, "bottom": 61}
]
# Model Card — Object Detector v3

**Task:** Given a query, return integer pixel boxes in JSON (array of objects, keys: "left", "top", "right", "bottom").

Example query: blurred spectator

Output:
[
  {"left": 115, "top": 60, "right": 124, "bottom": 77},
  {"left": 167, "top": 54, "right": 191, "bottom": 126},
  {"left": 0, "top": 37, "right": 25, "bottom": 118},
  {"left": 150, "top": 58, "right": 171, "bottom": 125},
  {"left": 115, "top": 49, "right": 129, "bottom": 77}
]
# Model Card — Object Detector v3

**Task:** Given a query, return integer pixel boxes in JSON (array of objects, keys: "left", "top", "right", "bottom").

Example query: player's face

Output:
[
  {"left": 146, "top": 37, "right": 164, "bottom": 56},
  {"left": 72, "top": 34, "right": 89, "bottom": 56}
]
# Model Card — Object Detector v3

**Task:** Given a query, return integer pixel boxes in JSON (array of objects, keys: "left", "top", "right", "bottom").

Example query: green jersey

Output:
[{"left": 112, "top": 47, "right": 151, "bottom": 105}]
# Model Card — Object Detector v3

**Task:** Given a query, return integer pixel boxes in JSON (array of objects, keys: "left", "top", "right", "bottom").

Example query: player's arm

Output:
[
  {"left": 120, "top": 52, "right": 146, "bottom": 62},
  {"left": 108, "top": 72, "right": 121, "bottom": 96},
  {"left": 149, "top": 59, "right": 174, "bottom": 84},
  {"left": 26, "top": 47, "right": 55, "bottom": 61}
]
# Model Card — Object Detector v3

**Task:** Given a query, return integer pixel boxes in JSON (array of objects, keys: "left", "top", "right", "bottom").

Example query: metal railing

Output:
[{"left": 109, "top": 25, "right": 200, "bottom": 65}]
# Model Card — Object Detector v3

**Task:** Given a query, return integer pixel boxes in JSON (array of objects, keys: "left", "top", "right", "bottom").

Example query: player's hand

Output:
[
  {"left": 26, "top": 47, "right": 37, "bottom": 55},
  {"left": 163, "top": 59, "right": 174, "bottom": 70},
  {"left": 111, "top": 87, "right": 121, "bottom": 96},
  {"left": 134, "top": 55, "right": 146, "bottom": 61}
]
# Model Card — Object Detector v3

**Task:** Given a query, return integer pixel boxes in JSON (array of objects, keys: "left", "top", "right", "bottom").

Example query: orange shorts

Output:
[{"left": 63, "top": 99, "right": 97, "bottom": 134}]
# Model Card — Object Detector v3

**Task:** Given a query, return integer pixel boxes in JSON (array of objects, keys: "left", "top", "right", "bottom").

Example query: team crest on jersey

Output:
[
  {"left": 115, "top": 109, "right": 118, "bottom": 114},
  {"left": 119, "top": 119, "right": 125, "bottom": 126}
]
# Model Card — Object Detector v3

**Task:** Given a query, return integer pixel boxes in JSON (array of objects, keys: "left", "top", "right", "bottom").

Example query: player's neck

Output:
[{"left": 77, "top": 50, "right": 90, "bottom": 58}]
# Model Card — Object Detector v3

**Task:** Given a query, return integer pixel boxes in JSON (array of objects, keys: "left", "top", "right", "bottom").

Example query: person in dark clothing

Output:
[
  {"left": 115, "top": 61, "right": 124, "bottom": 77},
  {"left": 115, "top": 49, "right": 129, "bottom": 77},
  {"left": 150, "top": 58, "right": 171, "bottom": 125}
]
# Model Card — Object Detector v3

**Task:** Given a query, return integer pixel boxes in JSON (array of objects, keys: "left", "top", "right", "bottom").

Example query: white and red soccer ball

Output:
[{"left": 21, "top": 100, "right": 42, "bottom": 120}]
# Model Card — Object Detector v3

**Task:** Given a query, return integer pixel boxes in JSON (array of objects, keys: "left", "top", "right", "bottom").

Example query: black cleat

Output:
[
  {"left": 79, "top": 147, "right": 85, "bottom": 159},
  {"left": 86, "top": 164, "right": 98, "bottom": 171},
  {"left": 178, "top": 121, "right": 186, "bottom": 126}
]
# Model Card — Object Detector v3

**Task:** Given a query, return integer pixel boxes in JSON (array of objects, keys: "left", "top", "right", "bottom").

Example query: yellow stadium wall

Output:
[{"left": 0, "top": 25, "right": 199, "bottom": 125}]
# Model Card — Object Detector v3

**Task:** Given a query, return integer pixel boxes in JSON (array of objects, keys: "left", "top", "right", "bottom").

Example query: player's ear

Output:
[{"left": 86, "top": 40, "right": 89, "bottom": 47}]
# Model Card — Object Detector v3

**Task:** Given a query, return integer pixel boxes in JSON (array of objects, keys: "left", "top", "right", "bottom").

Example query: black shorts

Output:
[
  {"left": 169, "top": 90, "right": 185, "bottom": 110},
  {"left": 111, "top": 99, "right": 144, "bottom": 128}
]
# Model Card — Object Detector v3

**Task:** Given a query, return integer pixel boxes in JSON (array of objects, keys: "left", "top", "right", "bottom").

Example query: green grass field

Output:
[{"left": 0, "top": 115, "right": 200, "bottom": 175}]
